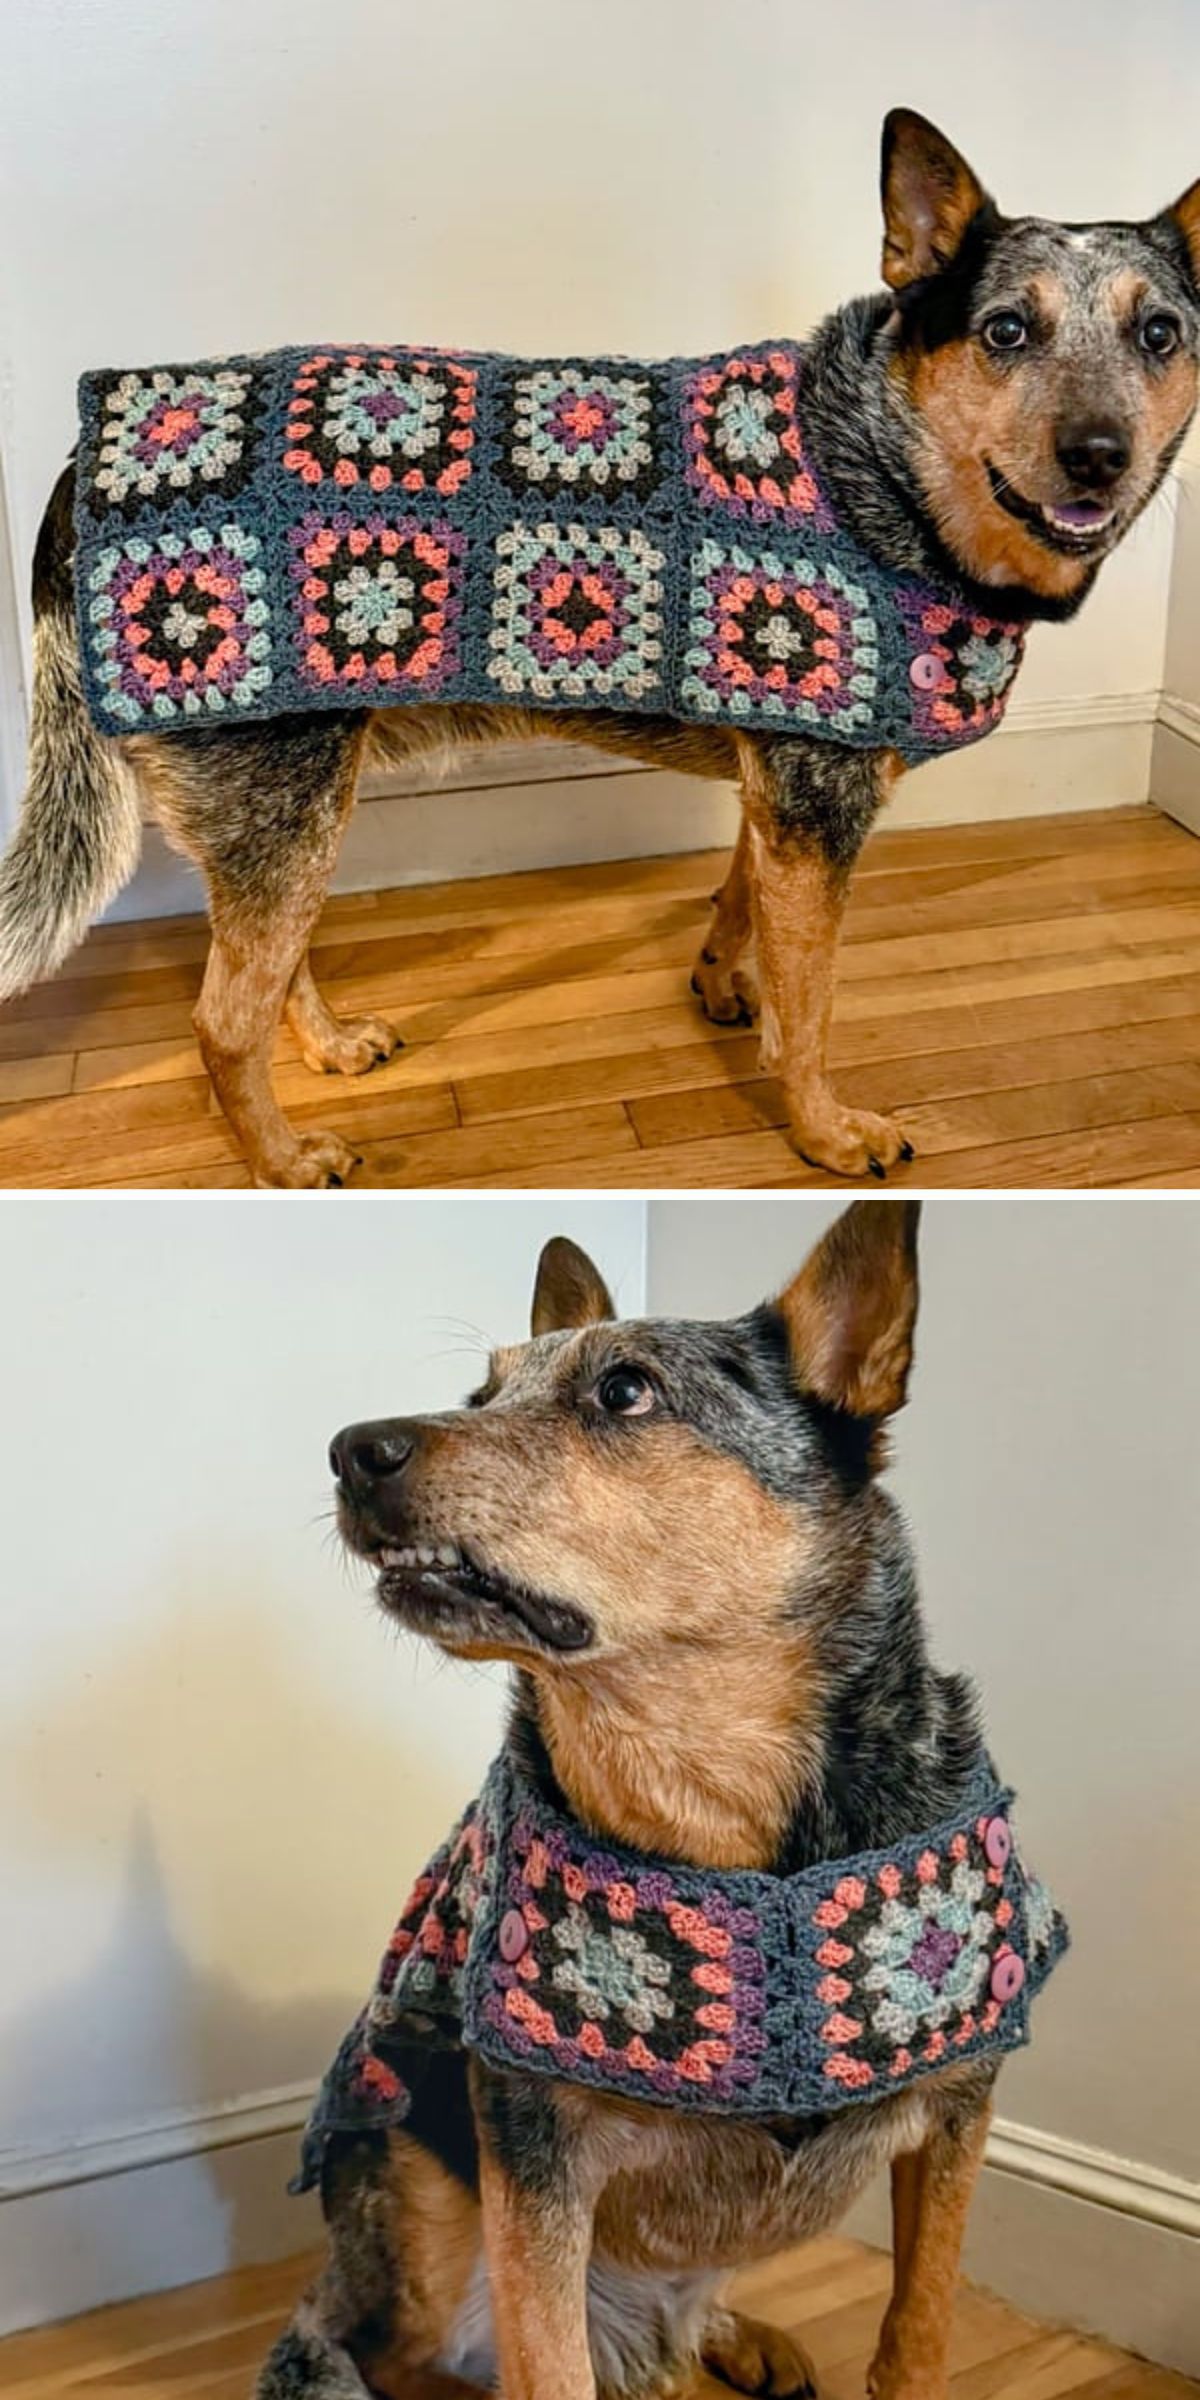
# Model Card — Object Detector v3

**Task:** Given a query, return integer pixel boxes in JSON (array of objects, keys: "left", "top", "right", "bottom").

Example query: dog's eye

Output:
[
  {"left": 981, "top": 312, "right": 1028, "bottom": 354},
  {"left": 595, "top": 1367, "right": 656, "bottom": 1418},
  {"left": 1140, "top": 312, "right": 1181, "bottom": 359}
]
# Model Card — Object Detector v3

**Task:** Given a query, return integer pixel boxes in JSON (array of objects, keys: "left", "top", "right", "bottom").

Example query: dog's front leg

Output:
[
  {"left": 739, "top": 736, "right": 913, "bottom": 1179},
  {"left": 867, "top": 2098, "right": 992, "bottom": 2400},
  {"left": 474, "top": 2068, "right": 598, "bottom": 2400}
]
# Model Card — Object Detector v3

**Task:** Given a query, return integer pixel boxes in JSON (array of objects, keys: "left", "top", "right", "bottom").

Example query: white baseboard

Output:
[
  {"left": 3, "top": 2088, "right": 1196, "bottom": 2358},
  {"left": 101, "top": 699, "right": 1159, "bottom": 926},
  {"left": 1151, "top": 698, "right": 1200, "bottom": 836}
]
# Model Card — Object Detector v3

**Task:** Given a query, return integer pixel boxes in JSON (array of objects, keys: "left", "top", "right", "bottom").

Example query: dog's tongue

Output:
[{"left": 1049, "top": 499, "right": 1111, "bottom": 526}]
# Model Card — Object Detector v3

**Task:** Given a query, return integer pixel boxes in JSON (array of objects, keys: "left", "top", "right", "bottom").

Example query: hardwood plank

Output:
[
  {"left": 625, "top": 1020, "right": 1200, "bottom": 1150},
  {"left": 0, "top": 2254, "right": 318, "bottom": 2397},
  {"left": 0, "top": 1053, "right": 74, "bottom": 1104},
  {"left": 2, "top": 807, "right": 1200, "bottom": 1187},
  {"left": 0, "top": 2233, "right": 1192, "bottom": 2400},
  {"left": 355, "top": 1099, "right": 640, "bottom": 1189},
  {"left": 472, "top": 1110, "right": 1200, "bottom": 1191}
]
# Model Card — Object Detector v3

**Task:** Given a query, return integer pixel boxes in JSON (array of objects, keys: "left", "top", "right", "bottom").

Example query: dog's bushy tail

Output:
[{"left": 0, "top": 475, "right": 142, "bottom": 1003}]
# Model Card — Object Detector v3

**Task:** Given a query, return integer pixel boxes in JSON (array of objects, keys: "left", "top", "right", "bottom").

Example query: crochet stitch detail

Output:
[
  {"left": 293, "top": 1752, "right": 1067, "bottom": 2193},
  {"left": 73, "top": 342, "right": 1025, "bottom": 756}
]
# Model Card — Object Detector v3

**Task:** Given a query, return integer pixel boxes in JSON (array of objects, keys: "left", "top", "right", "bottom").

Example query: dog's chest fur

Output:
[{"left": 436, "top": 2084, "right": 935, "bottom": 2390}]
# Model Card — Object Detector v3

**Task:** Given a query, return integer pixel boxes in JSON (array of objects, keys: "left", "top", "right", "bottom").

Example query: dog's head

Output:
[
  {"left": 880, "top": 108, "right": 1200, "bottom": 602},
  {"left": 331, "top": 1201, "right": 921, "bottom": 1681}
]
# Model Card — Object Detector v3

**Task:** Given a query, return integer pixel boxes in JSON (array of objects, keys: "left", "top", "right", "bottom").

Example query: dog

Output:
[
  {"left": 3, "top": 109, "right": 1199, "bottom": 1187},
  {"left": 255, "top": 1199, "right": 1066, "bottom": 2400}
]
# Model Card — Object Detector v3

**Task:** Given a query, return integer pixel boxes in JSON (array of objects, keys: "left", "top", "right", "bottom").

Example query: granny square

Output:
[
  {"left": 496, "top": 364, "right": 663, "bottom": 501},
  {"left": 288, "top": 512, "right": 465, "bottom": 696},
  {"left": 74, "top": 339, "right": 1028, "bottom": 752},
  {"left": 487, "top": 521, "right": 665, "bottom": 702},
  {"left": 478, "top": 1805, "right": 767, "bottom": 2104},
  {"left": 683, "top": 540, "right": 879, "bottom": 731},
  {"left": 282, "top": 351, "right": 477, "bottom": 496},
  {"left": 80, "top": 366, "right": 267, "bottom": 518},
  {"left": 897, "top": 593, "right": 1025, "bottom": 744},
  {"left": 682, "top": 348, "right": 829, "bottom": 525},
  {"left": 83, "top": 523, "right": 272, "bottom": 725}
]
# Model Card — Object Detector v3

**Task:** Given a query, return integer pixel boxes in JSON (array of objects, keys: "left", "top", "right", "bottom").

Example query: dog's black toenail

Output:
[
  {"left": 690, "top": 973, "right": 703, "bottom": 996},
  {"left": 328, "top": 1174, "right": 343, "bottom": 1188},
  {"left": 868, "top": 1155, "right": 887, "bottom": 1179},
  {"left": 900, "top": 1139, "right": 915, "bottom": 1161},
  {"left": 737, "top": 1003, "right": 753, "bottom": 1024},
  {"left": 701, "top": 948, "right": 717, "bottom": 965}
]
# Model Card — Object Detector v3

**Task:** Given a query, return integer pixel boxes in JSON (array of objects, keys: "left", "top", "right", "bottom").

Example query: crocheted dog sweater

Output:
[
  {"left": 73, "top": 343, "right": 1028, "bottom": 758},
  {"left": 294, "top": 1750, "right": 1067, "bottom": 2192}
]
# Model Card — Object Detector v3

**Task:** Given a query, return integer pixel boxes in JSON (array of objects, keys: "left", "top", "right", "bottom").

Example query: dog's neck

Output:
[
  {"left": 801, "top": 295, "right": 1098, "bottom": 627},
  {"left": 508, "top": 1495, "right": 981, "bottom": 1879},
  {"left": 515, "top": 1628, "right": 825, "bottom": 1872}
]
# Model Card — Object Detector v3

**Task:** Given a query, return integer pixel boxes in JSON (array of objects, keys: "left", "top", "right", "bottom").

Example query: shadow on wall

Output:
[{"left": 0, "top": 1580, "right": 485, "bottom": 2324}]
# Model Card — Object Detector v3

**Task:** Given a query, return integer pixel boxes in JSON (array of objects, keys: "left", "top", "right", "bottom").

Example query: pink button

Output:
[
  {"left": 910, "top": 650, "right": 945, "bottom": 691},
  {"left": 984, "top": 1817, "right": 1012, "bottom": 1871},
  {"left": 991, "top": 1950, "right": 1026, "bottom": 2006},
  {"left": 499, "top": 1908, "right": 529, "bottom": 1964}
]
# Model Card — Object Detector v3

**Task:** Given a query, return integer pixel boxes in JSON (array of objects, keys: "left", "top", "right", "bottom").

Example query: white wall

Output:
[
  {"left": 0, "top": 1195, "right": 645, "bottom": 2330},
  {"left": 3, "top": 0, "right": 1199, "bottom": 862},
  {"left": 647, "top": 1196, "right": 1200, "bottom": 2368}
]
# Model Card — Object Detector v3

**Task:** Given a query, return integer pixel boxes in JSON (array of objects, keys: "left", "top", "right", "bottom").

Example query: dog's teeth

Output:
[
  {"left": 437, "top": 1543, "right": 458, "bottom": 1566},
  {"left": 416, "top": 1544, "right": 436, "bottom": 1567}
]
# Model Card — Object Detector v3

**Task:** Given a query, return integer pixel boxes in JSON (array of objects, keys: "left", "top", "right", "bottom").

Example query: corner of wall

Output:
[
  {"left": 0, "top": 438, "right": 28, "bottom": 842},
  {"left": 1152, "top": 457, "right": 1200, "bottom": 835}
]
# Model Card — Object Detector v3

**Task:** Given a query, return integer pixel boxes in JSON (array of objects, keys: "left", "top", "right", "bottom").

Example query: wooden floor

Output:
[
  {"left": 3, "top": 803, "right": 1200, "bottom": 1188},
  {"left": 0, "top": 2235, "right": 1194, "bottom": 2400}
]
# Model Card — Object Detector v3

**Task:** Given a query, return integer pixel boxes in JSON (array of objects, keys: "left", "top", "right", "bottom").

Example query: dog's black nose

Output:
[
  {"left": 329, "top": 1420, "right": 416, "bottom": 1495},
  {"left": 1055, "top": 424, "right": 1130, "bottom": 489}
]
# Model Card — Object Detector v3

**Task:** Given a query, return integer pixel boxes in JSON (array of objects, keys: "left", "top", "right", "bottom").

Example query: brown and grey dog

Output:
[
  {"left": 257, "top": 1201, "right": 1021, "bottom": 2400},
  {"left": 4, "top": 111, "right": 1200, "bottom": 1185}
]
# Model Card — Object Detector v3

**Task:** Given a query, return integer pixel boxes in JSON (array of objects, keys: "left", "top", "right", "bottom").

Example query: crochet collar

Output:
[{"left": 296, "top": 1749, "right": 1067, "bottom": 2189}]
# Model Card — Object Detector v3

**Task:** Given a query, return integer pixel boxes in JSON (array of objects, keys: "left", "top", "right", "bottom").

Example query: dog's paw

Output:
[
  {"left": 702, "top": 2307, "right": 818, "bottom": 2398},
  {"left": 298, "top": 1014, "right": 402, "bottom": 1078},
  {"left": 690, "top": 949, "right": 760, "bottom": 1027},
  {"left": 788, "top": 1099, "right": 915, "bottom": 1181},
  {"left": 253, "top": 1131, "right": 363, "bottom": 1189}
]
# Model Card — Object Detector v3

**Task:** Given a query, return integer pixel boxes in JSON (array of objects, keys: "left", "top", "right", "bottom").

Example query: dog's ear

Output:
[
  {"left": 1160, "top": 176, "right": 1200, "bottom": 287},
  {"left": 881, "top": 109, "right": 991, "bottom": 290},
  {"left": 774, "top": 1200, "right": 921, "bottom": 1422},
  {"left": 531, "top": 1237, "right": 616, "bottom": 1337}
]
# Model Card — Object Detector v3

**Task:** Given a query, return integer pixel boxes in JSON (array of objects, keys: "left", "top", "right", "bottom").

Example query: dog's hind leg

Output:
[
  {"left": 256, "top": 2134, "right": 485, "bottom": 2400},
  {"left": 139, "top": 714, "right": 387, "bottom": 1186},
  {"left": 691, "top": 817, "right": 760, "bottom": 1027},
  {"left": 738, "top": 735, "right": 914, "bottom": 1181}
]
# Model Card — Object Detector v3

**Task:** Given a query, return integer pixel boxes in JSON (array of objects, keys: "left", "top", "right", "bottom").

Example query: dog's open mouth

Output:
[
  {"left": 372, "top": 1537, "right": 595, "bottom": 1656},
  {"left": 985, "top": 460, "right": 1120, "bottom": 555}
]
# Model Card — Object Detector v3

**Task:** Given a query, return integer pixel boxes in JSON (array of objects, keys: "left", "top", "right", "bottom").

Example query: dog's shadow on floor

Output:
[{"left": 0, "top": 1586, "right": 489, "bottom": 2322}]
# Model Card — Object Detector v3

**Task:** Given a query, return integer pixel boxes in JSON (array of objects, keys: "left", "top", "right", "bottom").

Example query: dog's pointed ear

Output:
[
  {"left": 531, "top": 1237, "right": 616, "bottom": 1337},
  {"left": 773, "top": 1201, "right": 922, "bottom": 1422},
  {"left": 881, "top": 109, "right": 991, "bottom": 290},
  {"left": 1160, "top": 176, "right": 1200, "bottom": 286}
]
